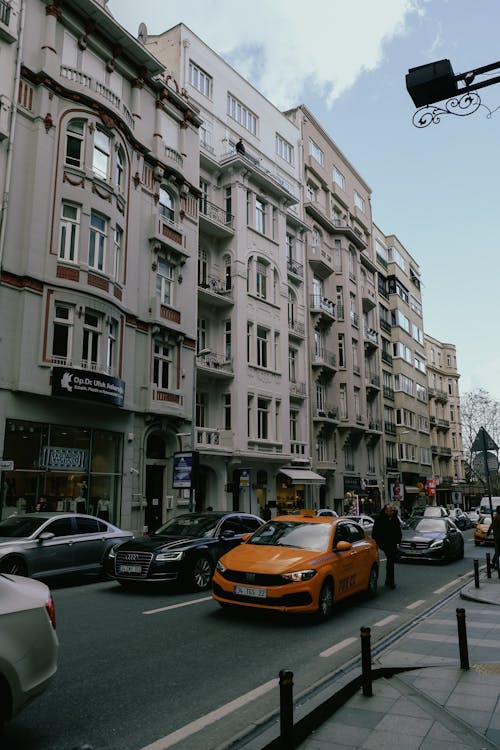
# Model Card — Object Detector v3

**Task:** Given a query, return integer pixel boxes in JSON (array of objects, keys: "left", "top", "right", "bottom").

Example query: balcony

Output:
[
  {"left": 196, "top": 351, "right": 234, "bottom": 379},
  {"left": 219, "top": 149, "right": 298, "bottom": 205},
  {"left": 195, "top": 428, "right": 234, "bottom": 451},
  {"left": 383, "top": 385, "right": 395, "bottom": 401},
  {"left": 311, "top": 347, "right": 337, "bottom": 374},
  {"left": 384, "top": 421, "right": 397, "bottom": 435},
  {"left": 290, "top": 441, "right": 308, "bottom": 459},
  {"left": 366, "top": 374, "right": 380, "bottom": 391},
  {"left": 198, "top": 275, "right": 234, "bottom": 307},
  {"left": 59, "top": 65, "right": 135, "bottom": 131},
  {"left": 199, "top": 198, "right": 234, "bottom": 238},
  {"left": 361, "top": 284, "right": 377, "bottom": 311},
  {"left": 310, "top": 295, "right": 335, "bottom": 326},
  {"left": 438, "top": 446, "right": 452, "bottom": 457},
  {"left": 148, "top": 386, "right": 184, "bottom": 414},
  {"left": 379, "top": 318, "right": 391, "bottom": 334},
  {"left": 308, "top": 242, "right": 333, "bottom": 278},
  {"left": 149, "top": 215, "right": 185, "bottom": 256},
  {"left": 288, "top": 319, "right": 305, "bottom": 339},
  {"left": 313, "top": 406, "right": 339, "bottom": 424},
  {"left": 149, "top": 296, "right": 182, "bottom": 330},
  {"left": 381, "top": 350, "right": 393, "bottom": 365},
  {"left": 287, "top": 257, "right": 304, "bottom": 279},
  {"left": 363, "top": 327, "right": 378, "bottom": 350},
  {"left": 290, "top": 381, "right": 307, "bottom": 399}
]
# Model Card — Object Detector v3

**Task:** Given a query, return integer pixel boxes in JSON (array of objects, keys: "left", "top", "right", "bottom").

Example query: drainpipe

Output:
[{"left": 0, "top": 0, "right": 26, "bottom": 272}]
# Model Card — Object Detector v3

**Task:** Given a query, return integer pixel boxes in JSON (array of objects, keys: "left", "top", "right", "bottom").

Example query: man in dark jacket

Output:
[{"left": 372, "top": 504, "right": 402, "bottom": 589}]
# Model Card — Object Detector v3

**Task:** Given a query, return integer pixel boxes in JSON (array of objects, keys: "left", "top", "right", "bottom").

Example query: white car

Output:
[
  {"left": 0, "top": 574, "right": 58, "bottom": 729},
  {"left": 345, "top": 514, "right": 375, "bottom": 535}
]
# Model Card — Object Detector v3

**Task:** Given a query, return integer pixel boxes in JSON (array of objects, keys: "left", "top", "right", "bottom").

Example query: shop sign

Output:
[
  {"left": 343, "top": 476, "right": 361, "bottom": 493},
  {"left": 0, "top": 460, "right": 14, "bottom": 471},
  {"left": 172, "top": 452, "right": 193, "bottom": 489},
  {"left": 40, "top": 446, "right": 88, "bottom": 471},
  {"left": 52, "top": 367, "right": 125, "bottom": 407},
  {"left": 239, "top": 468, "right": 251, "bottom": 488},
  {"left": 426, "top": 478, "right": 437, "bottom": 496}
]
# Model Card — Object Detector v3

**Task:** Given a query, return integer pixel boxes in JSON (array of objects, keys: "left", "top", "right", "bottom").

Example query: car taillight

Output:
[{"left": 45, "top": 595, "right": 56, "bottom": 630}]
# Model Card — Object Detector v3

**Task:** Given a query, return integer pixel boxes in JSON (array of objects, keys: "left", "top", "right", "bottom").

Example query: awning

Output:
[
  {"left": 280, "top": 468, "right": 326, "bottom": 485},
  {"left": 405, "top": 486, "right": 422, "bottom": 494}
]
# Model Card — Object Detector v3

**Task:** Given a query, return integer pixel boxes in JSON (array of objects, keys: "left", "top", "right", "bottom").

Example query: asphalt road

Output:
[{"left": 1, "top": 529, "right": 485, "bottom": 750}]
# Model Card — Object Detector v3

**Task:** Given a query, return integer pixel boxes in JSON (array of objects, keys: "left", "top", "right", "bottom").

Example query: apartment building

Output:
[
  {"left": 148, "top": 24, "right": 315, "bottom": 515},
  {"left": 284, "top": 106, "right": 383, "bottom": 514},
  {"left": 0, "top": 0, "right": 201, "bottom": 532},
  {"left": 425, "top": 334, "right": 465, "bottom": 504},
  {"left": 374, "top": 227, "right": 433, "bottom": 516}
]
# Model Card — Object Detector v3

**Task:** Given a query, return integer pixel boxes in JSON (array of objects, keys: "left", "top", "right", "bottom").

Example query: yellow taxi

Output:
[
  {"left": 212, "top": 512, "right": 379, "bottom": 619},
  {"left": 473, "top": 514, "right": 494, "bottom": 546}
]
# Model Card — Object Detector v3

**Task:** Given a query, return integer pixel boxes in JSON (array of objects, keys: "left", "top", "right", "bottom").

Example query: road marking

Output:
[
  {"left": 433, "top": 570, "right": 475, "bottom": 594},
  {"left": 320, "top": 637, "right": 357, "bottom": 657},
  {"left": 373, "top": 614, "right": 399, "bottom": 627},
  {"left": 138, "top": 678, "right": 279, "bottom": 749},
  {"left": 143, "top": 596, "right": 212, "bottom": 615},
  {"left": 406, "top": 599, "right": 426, "bottom": 609}
]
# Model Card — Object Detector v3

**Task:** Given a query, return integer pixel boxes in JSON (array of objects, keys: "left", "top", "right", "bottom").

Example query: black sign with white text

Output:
[{"left": 52, "top": 367, "right": 125, "bottom": 407}]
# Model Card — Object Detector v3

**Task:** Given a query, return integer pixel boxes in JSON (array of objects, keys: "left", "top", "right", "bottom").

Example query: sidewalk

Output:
[
  {"left": 293, "top": 573, "right": 500, "bottom": 750},
  {"left": 233, "top": 572, "right": 500, "bottom": 750}
]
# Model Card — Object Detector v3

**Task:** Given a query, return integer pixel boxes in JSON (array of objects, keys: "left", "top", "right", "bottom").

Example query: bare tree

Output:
[{"left": 461, "top": 388, "right": 500, "bottom": 492}]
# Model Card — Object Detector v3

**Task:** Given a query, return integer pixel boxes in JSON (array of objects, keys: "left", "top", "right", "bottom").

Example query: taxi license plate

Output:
[
  {"left": 119, "top": 564, "right": 142, "bottom": 574},
  {"left": 234, "top": 584, "right": 266, "bottom": 598}
]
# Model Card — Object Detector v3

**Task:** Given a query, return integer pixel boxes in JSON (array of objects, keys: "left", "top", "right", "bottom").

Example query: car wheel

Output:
[
  {"left": 317, "top": 579, "right": 334, "bottom": 620},
  {"left": 366, "top": 564, "right": 378, "bottom": 597},
  {"left": 0, "top": 556, "right": 28, "bottom": 577},
  {"left": 190, "top": 556, "right": 213, "bottom": 591}
]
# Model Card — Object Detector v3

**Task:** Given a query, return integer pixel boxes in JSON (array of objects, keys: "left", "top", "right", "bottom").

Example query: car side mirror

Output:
[
  {"left": 335, "top": 540, "right": 352, "bottom": 552},
  {"left": 38, "top": 532, "right": 55, "bottom": 541},
  {"left": 221, "top": 529, "right": 236, "bottom": 539}
]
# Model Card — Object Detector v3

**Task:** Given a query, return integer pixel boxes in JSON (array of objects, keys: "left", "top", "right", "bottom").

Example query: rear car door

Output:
[
  {"left": 72, "top": 516, "right": 109, "bottom": 572},
  {"left": 344, "top": 521, "right": 373, "bottom": 592}
]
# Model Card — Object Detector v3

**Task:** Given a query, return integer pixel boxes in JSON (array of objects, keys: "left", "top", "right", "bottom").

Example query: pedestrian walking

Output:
[
  {"left": 372, "top": 503, "right": 402, "bottom": 589},
  {"left": 487, "top": 506, "right": 500, "bottom": 568}
]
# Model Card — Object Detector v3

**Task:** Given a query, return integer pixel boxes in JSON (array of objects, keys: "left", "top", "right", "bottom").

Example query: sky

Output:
[{"left": 108, "top": 0, "right": 500, "bottom": 401}]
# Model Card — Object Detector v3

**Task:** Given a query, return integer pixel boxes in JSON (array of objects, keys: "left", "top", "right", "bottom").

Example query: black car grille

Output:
[
  {"left": 220, "top": 569, "right": 285, "bottom": 587},
  {"left": 115, "top": 550, "right": 153, "bottom": 577},
  {"left": 400, "top": 540, "right": 431, "bottom": 550},
  {"left": 213, "top": 582, "right": 311, "bottom": 607}
]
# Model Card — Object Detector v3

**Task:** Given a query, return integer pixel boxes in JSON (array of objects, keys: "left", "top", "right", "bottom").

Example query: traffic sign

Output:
[
  {"left": 471, "top": 427, "right": 498, "bottom": 452},
  {"left": 472, "top": 451, "right": 499, "bottom": 478}
]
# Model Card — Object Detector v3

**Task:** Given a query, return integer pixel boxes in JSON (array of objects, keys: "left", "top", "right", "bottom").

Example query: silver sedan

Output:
[{"left": 0, "top": 512, "right": 134, "bottom": 579}]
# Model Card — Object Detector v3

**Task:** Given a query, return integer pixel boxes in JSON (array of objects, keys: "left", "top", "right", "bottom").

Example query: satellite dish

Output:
[{"left": 138, "top": 22, "right": 148, "bottom": 44}]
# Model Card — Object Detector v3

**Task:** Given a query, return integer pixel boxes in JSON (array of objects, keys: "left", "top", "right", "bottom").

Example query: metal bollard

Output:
[
  {"left": 279, "top": 669, "right": 294, "bottom": 749},
  {"left": 456, "top": 608, "right": 470, "bottom": 670},
  {"left": 473, "top": 558, "right": 480, "bottom": 588},
  {"left": 486, "top": 553, "right": 492, "bottom": 578},
  {"left": 360, "top": 627, "right": 373, "bottom": 697}
]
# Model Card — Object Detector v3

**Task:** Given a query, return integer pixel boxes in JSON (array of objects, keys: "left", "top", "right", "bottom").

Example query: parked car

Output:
[
  {"left": 316, "top": 509, "right": 338, "bottom": 517},
  {"left": 106, "top": 512, "right": 265, "bottom": 591},
  {"left": 448, "top": 508, "right": 472, "bottom": 530},
  {"left": 0, "top": 513, "right": 134, "bottom": 579},
  {"left": 398, "top": 516, "right": 464, "bottom": 563},
  {"left": 212, "top": 514, "right": 379, "bottom": 619},
  {"left": 0, "top": 573, "right": 58, "bottom": 729},
  {"left": 474, "top": 514, "right": 494, "bottom": 546},
  {"left": 467, "top": 509, "right": 480, "bottom": 524}
]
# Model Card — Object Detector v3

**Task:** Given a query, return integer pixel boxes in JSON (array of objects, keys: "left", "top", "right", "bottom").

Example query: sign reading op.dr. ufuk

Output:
[{"left": 52, "top": 367, "right": 125, "bottom": 407}]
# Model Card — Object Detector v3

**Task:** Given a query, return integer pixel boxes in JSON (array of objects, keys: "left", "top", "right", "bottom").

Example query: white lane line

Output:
[
  {"left": 143, "top": 596, "right": 212, "bottom": 615},
  {"left": 373, "top": 614, "right": 399, "bottom": 627},
  {"left": 138, "top": 678, "right": 279, "bottom": 750},
  {"left": 320, "top": 637, "right": 357, "bottom": 657},
  {"left": 406, "top": 599, "right": 426, "bottom": 610}
]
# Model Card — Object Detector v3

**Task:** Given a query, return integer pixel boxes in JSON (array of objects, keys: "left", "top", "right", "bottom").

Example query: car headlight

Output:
[
  {"left": 430, "top": 539, "right": 444, "bottom": 549},
  {"left": 216, "top": 559, "right": 227, "bottom": 573},
  {"left": 281, "top": 569, "right": 316, "bottom": 582},
  {"left": 108, "top": 544, "right": 120, "bottom": 559},
  {"left": 155, "top": 550, "right": 185, "bottom": 562}
]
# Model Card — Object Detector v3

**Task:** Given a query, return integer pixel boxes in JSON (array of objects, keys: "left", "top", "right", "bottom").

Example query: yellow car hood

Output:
[{"left": 220, "top": 543, "right": 329, "bottom": 573}]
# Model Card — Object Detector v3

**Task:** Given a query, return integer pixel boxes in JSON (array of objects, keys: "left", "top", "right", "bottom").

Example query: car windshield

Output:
[
  {"left": 153, "top": 514, "right": 222, "bottom": 538},
  {"left": 407, "top": 518, "right": 446, "bottom": 533},
  {"left": 248, "top": 521, "right": 331, "bottom": 551},
  {"left": 478, "top": 515, "right": 492, "bottom": 526},
  {"left": 0, "top": 516, "right": 47, "bottom": 537}
]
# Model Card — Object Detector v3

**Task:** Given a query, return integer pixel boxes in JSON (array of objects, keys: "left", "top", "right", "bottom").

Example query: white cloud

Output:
[{"left": 109, "top": 0, "right": 429, "bottom": 109}]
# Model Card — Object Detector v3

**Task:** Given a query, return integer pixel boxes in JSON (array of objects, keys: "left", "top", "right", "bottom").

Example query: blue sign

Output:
[{"left": 173, "top": 452, "right": 193, "bottom": 489}]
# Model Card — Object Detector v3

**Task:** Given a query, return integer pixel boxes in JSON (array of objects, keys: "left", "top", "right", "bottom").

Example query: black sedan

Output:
[
  {"left": 398, "top": 517, "right": 464, "bottom": 563},
  {"left": 0, "top": 513, "right": 134, "bottom": 579},
  {"left": 105, "top": 511, "right": 264, "bottom": 591}
]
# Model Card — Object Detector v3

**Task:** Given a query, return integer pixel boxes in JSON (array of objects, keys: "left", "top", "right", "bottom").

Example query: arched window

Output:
[
  {"left": 146, "top": 434, "right": 166, "bottom": 459},
  {"left": 65, "top": 119, "right": 86, "bottom": 168},
  {"left": 159, "top": 187, "right": 175, "bottom": 224},
  {"left": 115, "top": 146, "right": 126, "bottom": 192},
  {"left": 288, "top": 287, "right": 297, "bottom": 326},
  {"left": 223, "top": 253, "right": 232, "bottom": 290}
]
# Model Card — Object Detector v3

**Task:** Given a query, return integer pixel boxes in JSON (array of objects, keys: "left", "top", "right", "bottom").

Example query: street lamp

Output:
[{"left": 406, "top": 56, "right": 500, "bottom": 127}]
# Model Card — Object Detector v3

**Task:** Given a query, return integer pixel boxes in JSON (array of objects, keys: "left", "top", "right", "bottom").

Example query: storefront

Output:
[
  {"left": 0, "top": 418, "right": 122, "bottom": 522},
  {"left": 276, "top": 468, "right": 326, "bottom": 512}
]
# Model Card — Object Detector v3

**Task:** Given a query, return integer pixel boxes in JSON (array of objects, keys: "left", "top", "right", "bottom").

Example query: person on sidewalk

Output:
[
  {"left": 487, "top": 506, "right": 500, "bottom": 568},
  {"left": 372, "top": 503, "right": 402, "bottom": 589}
]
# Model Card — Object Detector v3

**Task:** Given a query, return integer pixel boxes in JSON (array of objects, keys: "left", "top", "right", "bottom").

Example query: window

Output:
[
  {"left": 224, "top": 393, "right": 231, "bottom": 430},
  {"left": 189, "top": 60, "right": 212, "bottom": 98},
  {"left": 316, "top": 436, "right": 329, "bottom": 463},
  {"left": 255, "top": 198, "right": 266, "bottom": 234},
  {"left": 290, "top": 410, "right": 298, "bottom": 442},
  {"left": 306, "top": 183, "right": 317, "bottom": 202},
  {"left": 52, "top": 304, "right": 73, "bottom": 363},
  {"left": 106, "top": 319, "right": 117, "bottom": 372},
  {"left": 59, "top": 203, "right": 80, "bottom": 263},
  {"left": 338, "top": 333, "right": 345, "bottom": 368},
  {"left": 199, "top": 179, "right": 209, "bottom": 215},
  {"left": 198, "top": 248, "right": 208, "bottom": 286},
  {"left": 316, "top": 383, "right": 326, "bottom": 412},
  {"left": 112, "top": 225, "right": 122, "bottom": 281},
  {"left": 153, "top": 341, "right": 171, "bottom": 389},
  {"left": 392, "top": 309, "right": 410, "bottom": 332},
  {"left": 82, "top": 311, "right": 101, "bottom": 369},
  {"left": 156, "top": 259, "right": 174, "bottom": 305},
  {"left": 288, "top": 348, "right": 297, "bottom": 382},
  {"left": 93, "top": 128, "right": 110, "bottom": 180},
  {"left": 416, "top": 383, "right": 427, "bottom": 402},
  {"left": 388, "top": 246, "right": 407, "bottom": 273},
  {"left": 412, "top": 322, "right": 424, "bottom": 344},
  {"left": 257, "top": 326, "right": 268, "bottom": 368},
  {"left": 65, "top": 119, "right": 85, "bottom": 168},
  {"left": 275, "top": 133, "right": 293, "bottom": 164},
  {"left": 309, "top": 139, "right": 324, "bottom": 166},
  {"left": 256, "top": 261, "right": 267, "bottom": 300},
  {"left": 224, "top": 254, "right": 232, "bottom": 291},
  {"left": 88, "top": 211, "right": 106, "bottom": 272},
  {"left": 227, "top": 93, "right": 257, "bottom": 135},
  {"left": 339, "top": 383, "right": 347, "bottom": 419},
  {"left": 197, "top": 318, "right": 207, "bottom": 352},
  {"left": 115, "top": 146, "right": 125, "bottom": 191},
  {"left": 288, "top": 288, "right": 297, "bottom": 327},
  {"left": 395, "top": 374, "right": 414, "bottom": 396},
  {"left": 224, "top": 320, "right": 232, "bottom": 361},
  {"left": 354, "top": 191, "right": 365, "bottom": 212},
  {"left": 333, "top": 167, "right": 345, "bottom": 190},
  {"left": 414, "top": 354, "right": 426, "bottom": 374},
  {"left": 196, "top": 392, "right": 207, "bottom": 427},
  {"left": 159, "top": 188, "right": 175, "bottom": 224},
  {"left": 257, "top": 398, "right": 269, "bottom": 439}
]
